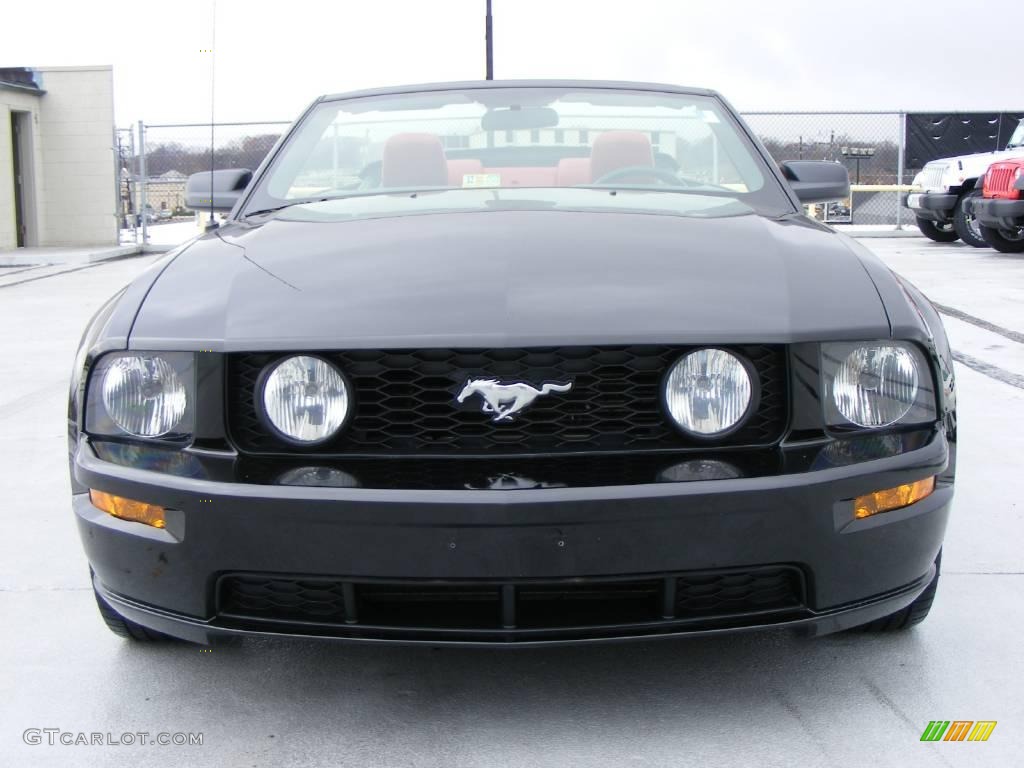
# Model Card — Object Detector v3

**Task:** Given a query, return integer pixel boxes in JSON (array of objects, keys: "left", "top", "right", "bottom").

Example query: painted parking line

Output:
[
  {"left": 0, "top": 264, "right": 50, "bottom": 277},
  {"left": 0, "top": 257, "right": 141, "bottom": 290},
  {"left": 952, "top": 351, "right": 1024, "bottom": 391},
  {"left": 934, "top": 302, "right": 1024, "bottom": 345}
]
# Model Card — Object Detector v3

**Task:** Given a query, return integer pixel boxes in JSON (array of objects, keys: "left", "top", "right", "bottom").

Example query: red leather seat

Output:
[
  {"left": 447, "top": 158, "right": 484, "bottom": 186},
  {"left": 557, "top": 158, "right": 592, "bottom": 186},
  {"left": 381, "top": 133, "right": 449, "bottom": 188},
  {"left": 589, "top": 131, "right": 654, "bottom": 182}
]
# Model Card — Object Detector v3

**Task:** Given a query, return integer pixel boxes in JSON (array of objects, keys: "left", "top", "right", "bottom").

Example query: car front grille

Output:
[
  {"left": 918, "top": 164, "right": 948, "bottom": 190},
  {"left": 226, "top": 345, "right": 787, "bottom": 456},
  {"left": 216, "top": 566, "right": 806, "bottom": 641},
  {"left": 984, "top": 164, "right": 1019, "bottom": 198}
]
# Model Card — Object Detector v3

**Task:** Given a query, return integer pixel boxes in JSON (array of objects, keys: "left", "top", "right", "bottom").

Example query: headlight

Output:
[
  {"left": 664, "top": 348, "right": 755, "bottom": 436},
  {"left": 822, "top": 342, "right": 937, "bottom": 429},
  {"left": 86, "top": 352, "right": 195, "bottom": 439},
  {"left": 260, "top": 355, "right": 350, "bottom": 444}
]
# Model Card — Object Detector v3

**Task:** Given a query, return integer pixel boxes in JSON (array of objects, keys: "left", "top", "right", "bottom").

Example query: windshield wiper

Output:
[
  {"left": 244, "top": 201, "right": 318, "bottom": 219},
  {"left": 244, "top": 189, "right": 441, "bottom": 219}
]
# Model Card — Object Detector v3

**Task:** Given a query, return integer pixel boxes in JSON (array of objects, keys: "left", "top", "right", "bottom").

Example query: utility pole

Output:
[{"left": 485, "top": 0, "right": 494, "bottom": 80}]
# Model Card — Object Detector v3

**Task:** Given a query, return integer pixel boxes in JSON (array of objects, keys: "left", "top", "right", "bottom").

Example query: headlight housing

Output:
[
  {"left": 85, "top": 352, "right": 195, "bottom": 439},
  {"left": 259, "top": 355, "right": 351, "bottom": 445},
  {"left": 663, "top": 348, "right": 756, "bottom": 437},
  {"left": 821, "top": 342, "right": 937, "bottom": 429}
]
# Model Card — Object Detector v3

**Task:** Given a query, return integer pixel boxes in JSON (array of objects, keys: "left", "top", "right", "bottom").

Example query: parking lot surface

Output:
[{"left": 1, "top": 236, "right": 1021, "bottom": 767}]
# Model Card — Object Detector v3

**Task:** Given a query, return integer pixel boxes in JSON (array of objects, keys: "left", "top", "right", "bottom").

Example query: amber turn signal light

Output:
[
  {"left": 854, "top": 477, "right": 935, "bottom": 519},
  {"left": 89, "top": 489, "right": 166, "bottom": 529}
]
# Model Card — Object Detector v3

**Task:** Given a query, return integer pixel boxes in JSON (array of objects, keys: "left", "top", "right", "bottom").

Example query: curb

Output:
[
  {"left": 0, "top": 244, "right": 142, "bottom": 268},
  {"left": 834, "top": 228, "right": 922, "bottom": 239}
]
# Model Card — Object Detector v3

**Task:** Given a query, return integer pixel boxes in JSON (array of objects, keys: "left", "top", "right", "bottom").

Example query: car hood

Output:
[
  {"left": 923, "top": 147, "right": 1024, "bottom": 175},
  {"left": 129, "top": 210, "right": 891, "bottom": 350}
]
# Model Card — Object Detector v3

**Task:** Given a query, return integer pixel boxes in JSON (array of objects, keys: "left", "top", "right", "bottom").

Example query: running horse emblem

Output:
[{"left": 456, "top": 378, "right": 573, "bottom": 422}]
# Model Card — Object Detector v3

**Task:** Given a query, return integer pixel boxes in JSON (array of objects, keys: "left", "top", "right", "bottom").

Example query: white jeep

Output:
[{"left": 905, "top": 119, "right": 1024, "bottom": 246}]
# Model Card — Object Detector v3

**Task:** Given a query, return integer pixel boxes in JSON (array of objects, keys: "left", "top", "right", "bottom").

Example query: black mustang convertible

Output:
[{"left": 69, "top": 81, "right": 955, "bottom": 645}]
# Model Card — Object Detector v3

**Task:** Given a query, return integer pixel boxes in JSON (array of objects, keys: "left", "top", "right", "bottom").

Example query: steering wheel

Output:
[{"left": 592, "top": 165, "right": 686, "bottom": 186}]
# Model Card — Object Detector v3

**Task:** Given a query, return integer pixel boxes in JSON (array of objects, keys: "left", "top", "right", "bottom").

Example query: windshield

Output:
[
  {"left": 1008, "top": 120, "right": 1024, "bottom": 149},
  {"left": 244, "top": 87, "right": 794, "bottom": 218}
]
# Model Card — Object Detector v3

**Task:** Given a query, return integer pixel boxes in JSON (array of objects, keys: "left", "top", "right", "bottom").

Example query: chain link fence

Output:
[
  {"left": 115, "top": 127, "right": 138, "bottom": 244},
  {"left": 123, "top": 111, "right": 924, "bottom": 247},
  {"left": 125, "top": 121, "right": 288, "bottom": 245},
  {"left": 743, "top": 111, "right": 908, "bottom": 226}
]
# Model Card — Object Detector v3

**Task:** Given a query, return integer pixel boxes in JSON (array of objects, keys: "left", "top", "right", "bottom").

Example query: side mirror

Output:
[
  {"left": 184, "top": 169, "right": 253, "bottom": 212},
  {"left": 780, "top": 161, "right": 850, "bottom": 204}
]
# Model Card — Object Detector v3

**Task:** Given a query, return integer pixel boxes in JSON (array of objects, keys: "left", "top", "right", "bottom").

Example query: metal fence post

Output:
[
  {"left": 112, "top": 127, "right": 122, "bottom": 244},
  {"left": 127, "top": 129, "right": 137, "bottom": 242},
  {"left": 138, "top": 120, "right": 149, "bottom": 244},
  {"left": 895, "top": 112, "right": 905, "bottom": 230}
]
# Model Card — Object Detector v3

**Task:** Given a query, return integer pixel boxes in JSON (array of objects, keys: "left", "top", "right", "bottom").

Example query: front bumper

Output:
[
  {"left": 73, "top": 430, "right": 953, "bottom": 645},
  {"left": 904, "top": 191, "right": 958, "bottom": 222},
  {"left": 969, "top": 197, "right": 1024, "bottom": 230}
]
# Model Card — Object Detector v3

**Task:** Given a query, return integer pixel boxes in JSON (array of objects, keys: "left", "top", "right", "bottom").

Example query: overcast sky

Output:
[{"left": 4, "top": 0, "right": 1020, "bottom": 126}]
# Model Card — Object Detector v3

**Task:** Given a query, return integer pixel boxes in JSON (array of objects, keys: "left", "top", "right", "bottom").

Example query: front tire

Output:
[
  {"left": 854, "top": 551, "right": 941, "bottom": 632},
  {"left": 953, "top": 190, "right": 987, "bottom": 247},
  {"left": 94, "top": 587, "right": 175, "bottom": 642},
  {"left": 980, "top": 224, "right": 1024, "bottom": 253},
  {"left": 916, "top": 217, "right": 959, "bottom": 243}
]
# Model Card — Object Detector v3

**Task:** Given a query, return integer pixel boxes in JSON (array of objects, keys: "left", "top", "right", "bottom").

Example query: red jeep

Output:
[{"left": 973, "top": 159, "right": 1024, "bottom": 252}]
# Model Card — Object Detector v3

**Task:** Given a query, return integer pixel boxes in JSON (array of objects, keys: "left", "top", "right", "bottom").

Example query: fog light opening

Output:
[
  {"left": 89, "top": 489, "right": 166, "bottom": 528},
  {"left": 853, "top": 477, "right": 935, "bottom": 519}
]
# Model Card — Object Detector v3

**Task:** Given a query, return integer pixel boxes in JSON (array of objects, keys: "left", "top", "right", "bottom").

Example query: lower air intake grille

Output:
[{"left": 217, "top": 566, "right": 806, "bottom": 641}]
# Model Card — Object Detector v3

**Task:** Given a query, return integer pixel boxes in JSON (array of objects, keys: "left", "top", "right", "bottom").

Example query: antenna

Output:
[
  {"left": 206, "top": 0, "right": 218, "bottom": 231},
  {"left": 485, "top": 0, "right": 494, "bottom": 80}
]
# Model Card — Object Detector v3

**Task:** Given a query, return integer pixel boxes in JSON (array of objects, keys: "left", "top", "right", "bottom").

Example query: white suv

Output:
[{"left": 905, "top": 119, "right": 1024, "bottom": 246}]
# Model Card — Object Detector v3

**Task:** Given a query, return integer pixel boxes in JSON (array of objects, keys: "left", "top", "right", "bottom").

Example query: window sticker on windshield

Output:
[
  {"left": 701, "top": 110, "right": 721, "bottom": 124},
  {"left": 462, "top": 173, "right": 502, "bottom": 188}
]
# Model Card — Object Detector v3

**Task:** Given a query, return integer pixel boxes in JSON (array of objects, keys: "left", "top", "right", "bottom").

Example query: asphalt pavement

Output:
[{"left": 1, "top": 236, "right": 1021, "bottom": 768}]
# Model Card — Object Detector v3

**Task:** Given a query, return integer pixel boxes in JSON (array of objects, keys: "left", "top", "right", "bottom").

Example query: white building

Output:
[{"left": 0, "top": 66, "right": 117, "bottom": 250}]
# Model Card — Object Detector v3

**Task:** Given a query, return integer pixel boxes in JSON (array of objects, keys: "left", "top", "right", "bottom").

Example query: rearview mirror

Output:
[
  {"left": 481, "top": 106, "right": 559, "bottom": 132},
  {"left": 780, "top": 161, "right": 850, "bottom": 204},
  {"left": 184, "top": 169, "right": 253, "bottom": 212}
]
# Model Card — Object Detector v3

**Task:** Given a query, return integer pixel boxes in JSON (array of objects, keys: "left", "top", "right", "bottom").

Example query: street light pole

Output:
[
  {"left": 840, "top": 146, "right": 876, "bottom": 185},
  {"left": 485, "top": 0, "right": 494, "bottom": 80}
]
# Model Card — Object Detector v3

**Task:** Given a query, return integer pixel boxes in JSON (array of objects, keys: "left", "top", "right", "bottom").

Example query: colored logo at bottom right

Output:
[{"left": 921, "top": 721, "right": 997, "bottom": 742}]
